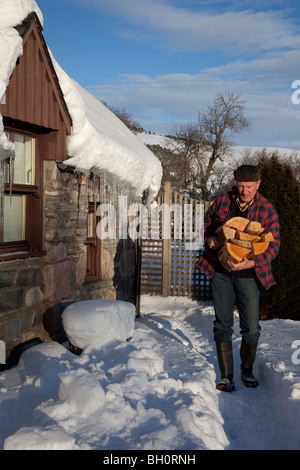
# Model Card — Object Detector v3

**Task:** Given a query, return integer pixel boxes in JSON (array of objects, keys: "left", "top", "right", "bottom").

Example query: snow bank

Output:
[
  {"left": 62, "top": 299, "right": 136, "bottom": 350},
  {"left": 58, "top": 368, "right": 106, "bottom": 417},
  {"left": 0, "top": 296, "right": 299, "bottom": 450},
  {"left": 0, "top": 1, "right": 162, "bottom": 198},
  {"left": 0, "top": 298, "right": 229, "bottom": 451},
  {"left": 255, "top": 318, "right": 300, "bottom": 441},
  {"left": 4, "top": 426, "right": 77, "bottom": 451}
]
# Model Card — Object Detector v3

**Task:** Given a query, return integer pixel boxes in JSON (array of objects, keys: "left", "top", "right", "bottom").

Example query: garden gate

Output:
[{"left": 140, "top": 182, "right": 212, "bottom": 301}]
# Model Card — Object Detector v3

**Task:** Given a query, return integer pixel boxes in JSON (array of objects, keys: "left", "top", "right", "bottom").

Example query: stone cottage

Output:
[{"left": 0, "top": 2, "right": 162, "bottom": 362}]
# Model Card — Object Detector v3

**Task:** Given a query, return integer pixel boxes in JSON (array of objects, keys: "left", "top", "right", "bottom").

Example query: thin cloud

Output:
[
  {"left": 87, "top": 54, "right": 299, "bottom": 147},
  {"left": 62, "top": 0, "right": 300, "bottom": 147},
  {"left": 67, "top": 0, "right": 300, "bottom": 54}
]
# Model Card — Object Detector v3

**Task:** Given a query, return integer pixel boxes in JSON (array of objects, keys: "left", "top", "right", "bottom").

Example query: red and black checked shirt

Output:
[{"left": 195, "top": 188, "right": 280, "bottom": 290}]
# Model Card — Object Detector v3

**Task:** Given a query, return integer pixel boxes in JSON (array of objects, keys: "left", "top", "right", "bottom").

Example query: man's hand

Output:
[
  {"left": 228, "top": 257, "right": 255, "bottom": 271},
  {"left": 207, "top": 236, "right": 222, "bottom": 250}
]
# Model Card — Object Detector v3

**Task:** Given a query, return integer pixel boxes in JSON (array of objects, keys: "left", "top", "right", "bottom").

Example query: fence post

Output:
[{"left": 162, "top": 181, "right": 171, "bottom": 297}]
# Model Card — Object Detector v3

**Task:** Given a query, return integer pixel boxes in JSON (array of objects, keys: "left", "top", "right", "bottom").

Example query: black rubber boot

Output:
[
  {"left": 216, "top": 341, "right": 235, "bottom": 392},
  {"left": 240, "top": 340, "right": 259, "bottom": 388}
]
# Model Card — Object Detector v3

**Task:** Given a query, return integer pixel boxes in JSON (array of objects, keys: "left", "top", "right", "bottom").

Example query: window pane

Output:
[
  {"left": 13, "top": 134, "right": 35, "bottom": 185},
  {"left": 87, "top": 211, "right": 95, "bottom": 238},
  {"left": 4, "top": 132, "right": 12, "bottom": 184},
  {"left": 3, "top": 195, "right": 26, "bottom": 242}
]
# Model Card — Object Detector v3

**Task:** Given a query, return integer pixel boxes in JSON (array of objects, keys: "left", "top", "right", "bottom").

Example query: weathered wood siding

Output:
[{"left": 0, "top": 15, "right": 71, "bottom": 161}]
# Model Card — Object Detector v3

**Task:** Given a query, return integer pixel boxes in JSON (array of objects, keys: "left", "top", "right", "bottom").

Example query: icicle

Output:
[
  {"left": 83, "top": 173, "right": 89, "bottom": 216},
  {"left": 103, "top": 173, "right": 107, "bottom": 205},
  {"left": 92, "top": 172, "right": 97, "bottom": 230},
  {"left": 97, "top": 173, "right": 101, "bottom": 204},
  {"left": 76, "top": 173, "right": 82, "bottom": 225}
]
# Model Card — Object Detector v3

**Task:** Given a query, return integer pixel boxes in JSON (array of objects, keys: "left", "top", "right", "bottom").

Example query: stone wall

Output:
[{"left": 0, "top": 161, "right": 140, "bottom": 358}]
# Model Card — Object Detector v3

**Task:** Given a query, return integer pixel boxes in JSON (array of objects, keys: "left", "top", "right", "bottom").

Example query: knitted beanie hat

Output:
[{"left": 234, "top": 165, "right": 261, "bottom": 182}]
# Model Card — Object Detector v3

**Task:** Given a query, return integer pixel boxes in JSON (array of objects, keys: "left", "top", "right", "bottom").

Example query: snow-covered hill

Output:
[
  {"left": 136, "top": 132, "right": 298, "bottom": 158},
  {"left": 0, "top": 296, "right": 299, "bottom": 451},
  {"left": 136, "top": 132, "right": 299, "bottom": 196}
]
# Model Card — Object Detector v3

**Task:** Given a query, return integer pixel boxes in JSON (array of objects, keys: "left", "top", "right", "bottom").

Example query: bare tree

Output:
[
  {"left": 161, "top": 92, "right": 250, "bottom": 200},
  {"left": 196, "top": 91, "right": 250, "bottom": 199},
  {"left": 165, "top": 123, "right": 200, "bottom": 195}
]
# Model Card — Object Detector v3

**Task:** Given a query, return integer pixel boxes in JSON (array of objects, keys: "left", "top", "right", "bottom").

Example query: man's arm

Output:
[{"left": 253, "top": 206, "right": 280, "bottom": 267}]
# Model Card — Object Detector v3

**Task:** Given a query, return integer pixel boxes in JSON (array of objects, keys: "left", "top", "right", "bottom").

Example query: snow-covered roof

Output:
[{"left": 0, "top": 0, "right": 162, "bottom": 199}]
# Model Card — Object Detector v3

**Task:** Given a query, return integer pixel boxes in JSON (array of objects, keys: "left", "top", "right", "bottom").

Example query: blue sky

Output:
[{"left": 36, "top": 0, "right": 300, "bottom": 149}]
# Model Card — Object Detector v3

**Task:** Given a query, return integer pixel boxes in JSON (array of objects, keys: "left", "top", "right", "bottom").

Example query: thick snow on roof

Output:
[
  {"left": 0, "top": 0, "right": 162, "bottom": 198},
  {"left": 50, "top": 53, "right": 162, "bottom": 198}
]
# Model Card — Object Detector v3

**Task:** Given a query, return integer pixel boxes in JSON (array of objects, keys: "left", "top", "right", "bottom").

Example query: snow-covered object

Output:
[
  {"left": 62, "top": 299, "right": 136, "bottom": 350},
  {"left": 0, "top": 1, "right": 162, "bottom": 198}
]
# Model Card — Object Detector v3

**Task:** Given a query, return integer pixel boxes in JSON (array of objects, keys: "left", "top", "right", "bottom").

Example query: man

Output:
[{"left": 196, "top": 165, "right": 280, "bottom": 392}]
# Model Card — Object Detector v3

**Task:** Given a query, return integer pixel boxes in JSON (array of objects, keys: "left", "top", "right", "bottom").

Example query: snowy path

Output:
[{"left": 139, "top": 296, "right": 299, "bottom": 450}]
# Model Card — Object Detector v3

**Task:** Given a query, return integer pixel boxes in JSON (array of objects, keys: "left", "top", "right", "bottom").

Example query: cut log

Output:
[
  {"left": 235, "top": 231, "right": 261, "bottom": 243},
  {"left": 218, "top": 242, "right": 252, "bottom": 271},
  {"left": 218, "top": 245, "right": 237, "bottom": 272},
  {"left": 228, "top": 238, "right": 252, "bottom": 249},
  {"left": 251, "top": 241, "right": 270, "bottom": 256},
  {"left": 216, "top": 217, "right": 273, "bottom": 270},
  {"left": 260, "top": 232, "right": 274, "bottom": 242},
  {"left": 246, "top": 221, "right": 264, "bottom": 235},
  {"left": 227, "top": 242, "right": 252, "bottom": 262},
  {"left": 216, "top": 225, "right": 236, "bottom": 244},
  {"left": 224, "top": 217, "right": 249, "bottom": 232}
]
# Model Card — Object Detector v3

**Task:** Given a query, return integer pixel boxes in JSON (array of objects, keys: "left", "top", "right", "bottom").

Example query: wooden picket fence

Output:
[{"left": 140, "top": 182, "right": 212, "bottom": 300}]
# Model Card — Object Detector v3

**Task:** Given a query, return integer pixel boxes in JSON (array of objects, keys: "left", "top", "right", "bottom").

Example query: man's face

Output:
[{"left": 236, "top": 181, "right": 260, "bottom": 204}]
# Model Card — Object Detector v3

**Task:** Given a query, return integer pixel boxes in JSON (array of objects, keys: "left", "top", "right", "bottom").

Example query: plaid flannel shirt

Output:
[{"left": 195, "top": 187, "right": 280, "bottom": 290}]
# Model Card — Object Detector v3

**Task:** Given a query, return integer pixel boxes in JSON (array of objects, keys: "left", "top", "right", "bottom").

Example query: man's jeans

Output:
[{"left": 211, "top": 271, "right": 261, "bottom": 344}]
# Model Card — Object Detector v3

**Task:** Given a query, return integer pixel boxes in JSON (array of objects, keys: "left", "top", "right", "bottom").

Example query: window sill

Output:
[
  {"left": 84, "top": 276, "right": 102, "bottom": 284},
  {"left": 0, "top": 249, "right": 46, "bottom": 262}
]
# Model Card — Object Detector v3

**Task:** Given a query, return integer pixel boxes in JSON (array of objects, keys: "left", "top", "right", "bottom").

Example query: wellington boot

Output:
[
  {"left": 241, "top": 367, "right": 259, "bottom": 388},
  {"left": 240, "top": 340, "right": 259, "bottom": 388},
  {"left": 216, "top": 341, "right": 235, "bottom": 392},
  {"left": 216, "top": 377, "right": 235, "bottom": 392}
]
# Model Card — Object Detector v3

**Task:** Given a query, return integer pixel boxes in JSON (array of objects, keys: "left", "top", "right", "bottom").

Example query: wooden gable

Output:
[{"left": 0, "top": 13, "right": 72, "bottom": 161}]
